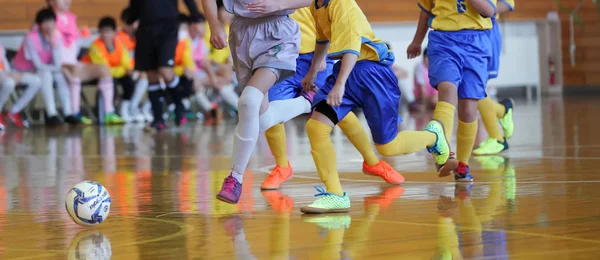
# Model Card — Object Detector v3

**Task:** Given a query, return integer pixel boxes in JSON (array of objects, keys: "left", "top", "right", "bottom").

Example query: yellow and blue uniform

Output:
[
  {"left": 488, "top": 0, "right": 515, "bottom": 79},
  {"left": 311, "top": 0, "right": 399, "bottom": 145},
  {"left": 419, "top": 0, "right": 496, "bottom": 99},
  {"left": 268, "top": 7, "right": 335, "bottom": 102}
]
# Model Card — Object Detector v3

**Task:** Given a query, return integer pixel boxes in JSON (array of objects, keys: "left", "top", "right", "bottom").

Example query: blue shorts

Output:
[
  {"left": 488, "top": 18, "right": 501, "bottom": 79},
  {"left": 268, "top": 52, "right": 335, "bottom": 101},
  {"left": 427, "top": 30, "right": 492, "bottom": 100},
  {"left": 312, "top": 61, "right": 402, "bottom": 145}
]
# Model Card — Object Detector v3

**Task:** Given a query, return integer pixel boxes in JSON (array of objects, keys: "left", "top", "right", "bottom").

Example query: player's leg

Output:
[
  {"left": 475, "top": 21, "right": 512, "bottom": 155},
  {"left": 156, "top": 23, "right": 187, "bottom": 126},
  {"left": 8, "top": 73, "right": 41, "bottom": 127},
  {"left": 301, "top": 104, "right": 352, "bottom": 214},
  {"left": 261, "top": 76, "right": 299, "bottom": 190},
  {"left": 350, "top": 62, "right": 454, "bottom": 177},
  {"left": 427, "top": 30, "right": 464, "bottom": 176},
  {"left": 454, "top": 31, "right": 493, "bottom": 182},
  {"left": 74, "top": 63, "right": 123, "bottom": 124},
  {"left": 217, "top": 16, "right": 307, "bottom": 203},
  {"left": 118, "top": 75, "right": 136, "bottom": 122}
]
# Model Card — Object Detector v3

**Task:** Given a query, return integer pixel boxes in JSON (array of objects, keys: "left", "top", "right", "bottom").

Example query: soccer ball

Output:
[{"left": 65, "top": 181, "right": 111, "bottom": 226}]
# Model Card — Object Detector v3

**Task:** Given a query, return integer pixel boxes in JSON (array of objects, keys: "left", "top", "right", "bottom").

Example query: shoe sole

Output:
[
  {"left": 362, "top": 171, "right": 404, "bottom": 185},
  {"left": 432, "top": 120, "right": 459, "bottom": 177},
  {"left": 300, "top": 206, "right": 350, "bottom": 214},
  {"left": 216, "top": 194, "right": 239, "bottom": 204}
]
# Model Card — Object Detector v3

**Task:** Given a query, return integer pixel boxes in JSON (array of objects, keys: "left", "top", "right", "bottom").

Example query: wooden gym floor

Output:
[{"left": 1, "top": 96, "right": 600, "bottom": 259}]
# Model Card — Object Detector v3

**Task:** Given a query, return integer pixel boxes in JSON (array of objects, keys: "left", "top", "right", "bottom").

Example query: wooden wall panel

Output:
[{"left": 0, "top": 0, "right": 597, "bottom": 86}]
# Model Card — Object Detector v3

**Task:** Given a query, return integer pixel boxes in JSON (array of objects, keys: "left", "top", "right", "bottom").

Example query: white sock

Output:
[
  {"left": 195, "top": 92, "right": 213, "bottom": 112},
  {"left": 234, "top": 231, "right": 255, "bottom": 260},
  {"left": 54, "top": 72, "right": 72, "bottom": 115},
  {"left": 11, "top": 73, "right": 42, "bottom": 113},
  {"left": 258, "top": 96, "right": 311, "bottom": 131},
  {"left": 0, "top": 77, "right": 16, "bottom": 111},
  {"left": 220, "top": 84, "right": 239, "bottom": 109},
  {"left": 182, "top": 98, "right": 191, "bottom": 110},
  {"left": 131, "top": 77, "right": 148, "bottom": 108},
  {"left": 231, "top": 86, "right": 264, "bottom": 183}
]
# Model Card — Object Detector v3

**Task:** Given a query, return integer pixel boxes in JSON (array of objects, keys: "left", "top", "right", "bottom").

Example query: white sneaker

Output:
[
  {"left": 130, "top": 106, "right": 146, "bottom": 123},
  {"left": 142, "top": 101, "right": 154, "bottom": 122},
  {"left": 119, "top": 101, "right": 133, "bottom": 123}
]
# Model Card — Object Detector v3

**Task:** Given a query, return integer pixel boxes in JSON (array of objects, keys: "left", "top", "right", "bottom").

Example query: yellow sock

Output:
[
  {"left": 265, "top": 124, "right": 289, "bottom": 168},
  {"left": 494, "top": 101, "right": 506, "bottom": 118},
  {"left": 306, "top": 119, "right": 343, "bottom": 196},
  {"left": 457, "top": 120, "right": 478, "bottom": 165},
  {"left": 338, "top": 112, "right": 379, "bottom": 166},
  {"left": 376, "top": 130, "right": 436, "bottom": 157},
  {"left": 478, "top": 97, "right": 503, "bottom": 142},
  {"left": 433, "top": 101, "right": 456, "bottom": 141}
]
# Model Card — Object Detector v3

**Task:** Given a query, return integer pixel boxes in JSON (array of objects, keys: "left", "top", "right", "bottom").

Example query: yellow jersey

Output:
[
  {"left": 290, "top": 7, "right": 317, "bottom": 54},
  {"left": 204, "top": 23, "right": 231, "bottom": 64},
  {"left": 311, "top": 0, "right": 394, "bottom": 65},
  {"left": 418, "top": 0, "right": 497, "bottom": 31}
]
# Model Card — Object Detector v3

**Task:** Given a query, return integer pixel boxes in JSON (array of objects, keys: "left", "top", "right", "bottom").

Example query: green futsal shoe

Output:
[
  {"left": 300, "top": 186, "right": 351, "bottom": 214},
  {"left": 425, "top": 120, "right": 458, "bottom": 177},
  {"left": 473, "top": 137, "right": 509, "bottom": 155},
  {"left": 498, "top": 98, "right": 515, "bottom": 139}
]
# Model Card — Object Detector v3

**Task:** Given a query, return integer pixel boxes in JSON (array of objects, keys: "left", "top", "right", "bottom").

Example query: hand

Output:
[
  {"left": 184, "top": 68, "right": 195, "bottom": 79},
  {"left": 407, "top": 42, "right": 422, "bottom": 59},
  {"left": 301, "top": 72, "right": 317, "bottom": 93},
  {"left": 318, "top": 59, "right": 327, "bottom": 72},
  {"left": 246, "top": 0, "right": 282, "bottom": 14},
  {"left": 327, "top": 83, "right": 345, "bottom": 107},
  {"left": 209, "top": 25, "right": 228, "bottom": 50}
]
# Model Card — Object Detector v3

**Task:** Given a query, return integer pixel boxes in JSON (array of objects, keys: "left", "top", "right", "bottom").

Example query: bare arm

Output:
[
  {"left": 334, "top": 53, "right": 358, "bottom": 88},
  {"left": 308, "top": 42, "right": 329, "bottom": 78},
  {"left": 496, "top": 1, "right": 513, "bottom": 14},
  {"left": 470, "top": 0, "right": 496, "bottom": 18},
  {"left": 202, "top": 0, "right": 221, "bottom": 29},
  {"left": 278, "top": 0, "right": 312, "bottom": 10},
  {"left": 24, "top": 38, "right": 60, "bottom": 72},
  {"left": 413, "top": 10, "right": 430, "bottom": 46},
  {"left": 246, "top": 0, "right": 312, "bottom": 14}
]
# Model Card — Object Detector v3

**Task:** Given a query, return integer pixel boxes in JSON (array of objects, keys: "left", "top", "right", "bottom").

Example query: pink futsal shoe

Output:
[{"left": 216, "top": 174, "right": 243, "bottom": 204}]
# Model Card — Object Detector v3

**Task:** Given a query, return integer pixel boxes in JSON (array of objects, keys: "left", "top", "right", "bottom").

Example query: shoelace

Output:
[
  {"left": 222, "top": 177, "right": 238, "bottom": 192},
  {"left": 314, "top": 186, "right": 332, "bottom": 197}
]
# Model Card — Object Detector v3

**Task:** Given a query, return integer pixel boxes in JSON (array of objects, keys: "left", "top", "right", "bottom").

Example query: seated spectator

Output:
[
  {"left": 81, "top": 16, "right": 135, "bottom": 123},
  {"left": 0, "top": 44, "right": 42, "bottom": 129},
  {"left": 411, "top": 48, "right": 437, "bottom": 111},
  {"left": 47, "top": 0, "right": 123, "bottom": 124},
  {"left": 12, "top": 8, "right": 69, "bottom": 126}
]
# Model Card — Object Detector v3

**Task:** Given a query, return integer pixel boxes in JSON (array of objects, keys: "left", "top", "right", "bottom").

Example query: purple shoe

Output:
[
  {"left": 301, "top": 89, "right": 316, "bottom": 104},
  {"left": 216, "top": 175, "right": 243, "bottom": 204}
]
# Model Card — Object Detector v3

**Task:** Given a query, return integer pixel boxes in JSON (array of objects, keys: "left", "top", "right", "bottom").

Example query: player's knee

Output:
[
  {"left": 3, "top": 77, "right": 16, "bottom": 91},
  {"left": 238, "top": 86, "right": 263, "bottom": 115},
  {"left": 458, "top": 99, "right": 479, "bottom": 122},
  {"left": 375, "top": 141, "right": 398, "bottom": 157}
]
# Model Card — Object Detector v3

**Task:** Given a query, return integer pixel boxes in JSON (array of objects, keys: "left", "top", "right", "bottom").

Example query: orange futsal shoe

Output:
[
  {"left": 362, "top": 161, "right": 405, "bottom": 185},
  {"left": 260, "top": 161, "right": 293, "bottom": 190}
]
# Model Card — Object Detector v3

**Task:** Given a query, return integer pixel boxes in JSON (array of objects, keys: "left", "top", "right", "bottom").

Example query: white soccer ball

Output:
[{"left": 65, "top": 181, "right": 111, "bottom": 226}]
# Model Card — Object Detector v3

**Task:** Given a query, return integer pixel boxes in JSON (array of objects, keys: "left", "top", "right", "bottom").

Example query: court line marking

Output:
[{"left": 1, "top": 215, "right": 194, "bottom": 258}]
